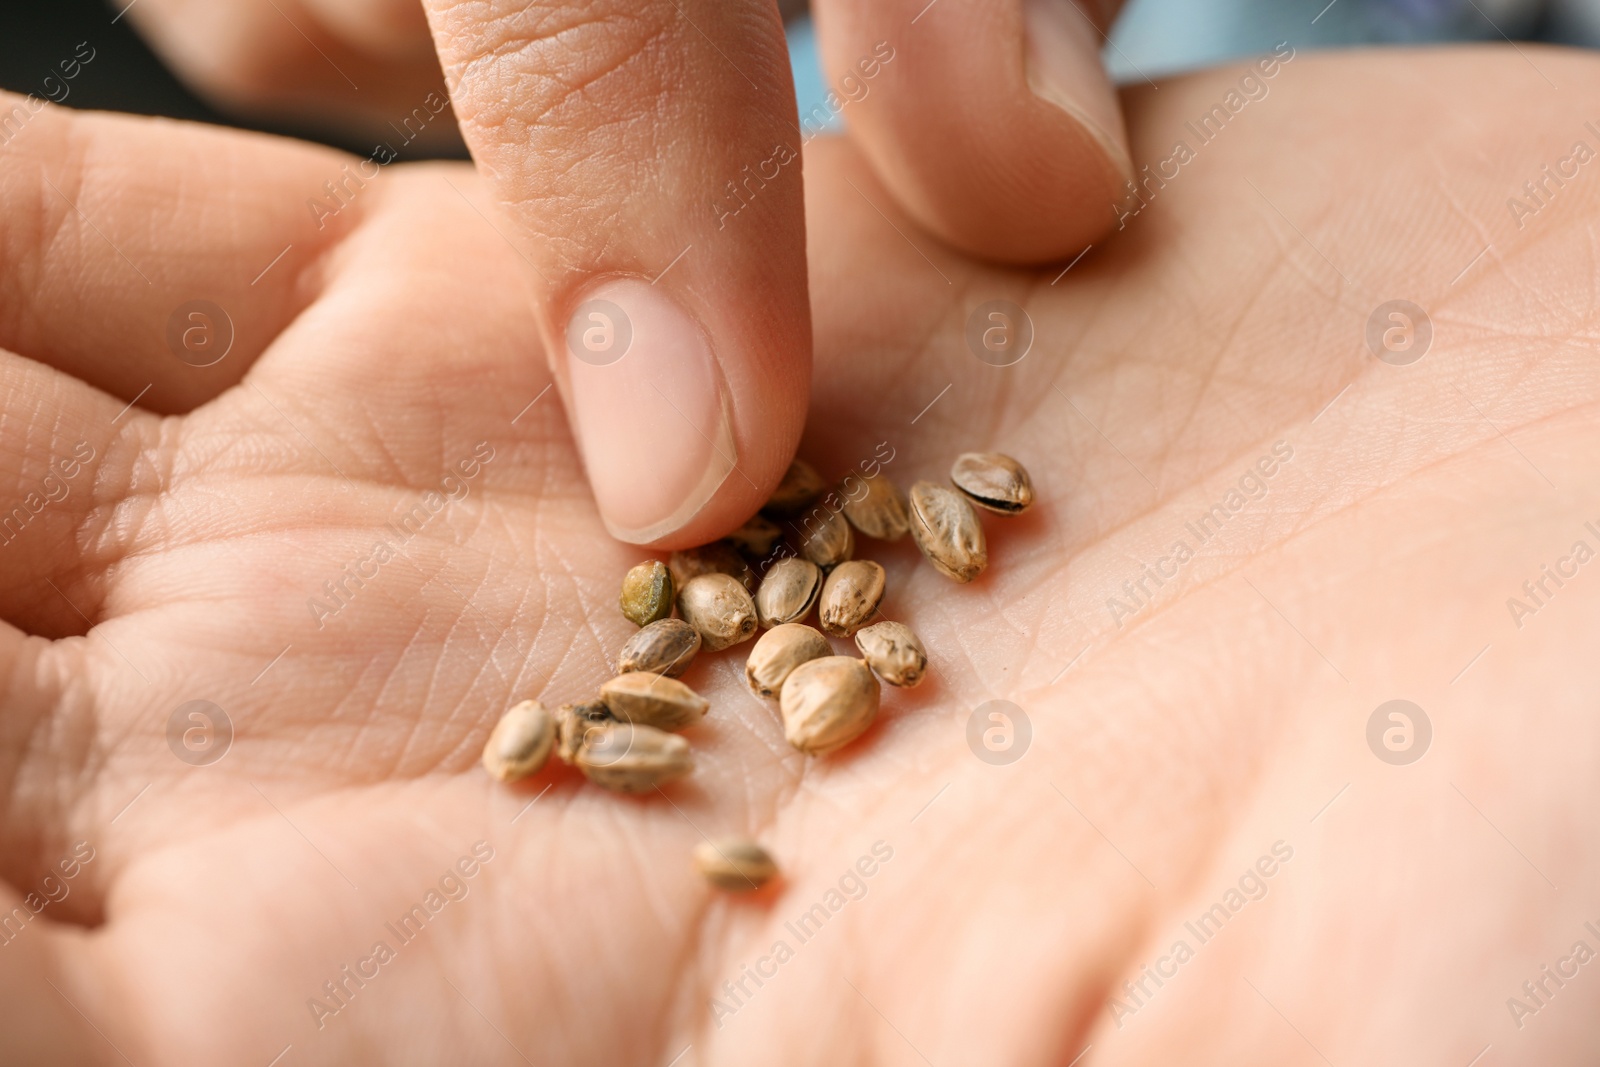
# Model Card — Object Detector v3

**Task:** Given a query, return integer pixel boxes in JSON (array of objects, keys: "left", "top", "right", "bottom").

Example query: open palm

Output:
[{"left": 3, "top": 46, "right": 1598, "bottom": 1066}]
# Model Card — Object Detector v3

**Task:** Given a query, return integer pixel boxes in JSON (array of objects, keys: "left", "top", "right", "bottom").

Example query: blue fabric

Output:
[
  {"left": 787, "top": 17, "right": 842, "bottom": 134},
  {"left": 1105, "top": 0, "right": 1548, "bottom": 80},
  {"left": 786, "top": 1, "right": 1600, "bottom": 107}
]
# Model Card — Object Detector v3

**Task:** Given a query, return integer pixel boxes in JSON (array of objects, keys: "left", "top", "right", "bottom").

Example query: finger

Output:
[
  {"left": 0, "top": 346, "right": 155, "bottom": 639},
  {"left": 422, "top": 0, "right": 812, "bottom": 547},
  {"left": 812, "top": 0, "right": 1131, "bottom": 262},
  {"left": 125, "top": 0, "right": 459, "bottom": 149},
  {"left": 0, "top": 92, "right": 366, "bottom": 412},
  {"left": 0, "top": 905, "right": 105, "bottom": 1067}
]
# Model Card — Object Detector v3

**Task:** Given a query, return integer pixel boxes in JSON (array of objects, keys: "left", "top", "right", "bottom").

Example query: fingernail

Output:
[
  {"left": 1023, "top": 0, "right": 1134, "bottom": 182},
  {"left": 563, "top": 277, "right": 736, "bottom": 543}
]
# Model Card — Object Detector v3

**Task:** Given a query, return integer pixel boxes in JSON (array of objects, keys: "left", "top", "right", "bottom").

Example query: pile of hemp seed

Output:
[{"left": 482, "top": 452, "right": 1034, "bottom": 890}]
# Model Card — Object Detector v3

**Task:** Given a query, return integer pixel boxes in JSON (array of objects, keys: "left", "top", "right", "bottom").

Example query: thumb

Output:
[
  {"left": 815, "top": 0, "right": 1133, "bottom": 261},
  {"left": 422, "top": 0, "right": 811, "bottom": 546}
]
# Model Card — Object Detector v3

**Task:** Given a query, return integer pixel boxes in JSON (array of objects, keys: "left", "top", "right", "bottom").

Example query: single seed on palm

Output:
[
  {"left": 619, "top": 560, "right": 674, "bottom": 626},
  {"left": 818, "top": 559, "right": 886, "bottom": 637},
  {"left": 599, "top": 672, "right": 709, "bottom": 731},
  {"left": 617, "top": 618, "right": 700, "bottom": 678},
  {"left": 555, "top": 700, "right": 616, "bottom": 765},
  {"left": 950, "top": 452, "right": 1034, "bottom": 515},
  {"left": 745, "top": 622, "right": 833, "bottom": 699},
  {"left": 481, "top": 700, "right": 556, "bottom": 782},
  {"left": 762, "top": 459, "right": 825, "bottom": 516},
  {"left": 841, "top": 474, "right": 911, "bottom": 540},
  {"left": 755, "top": 557, "right": 823, "bottom": 628},
  {"left": 693, "top": 837, "right": 779, "bottom": 891},
  {"left": 670, "top": 542, "right": 755, "bottom": 594},
  {"left": 854, "top": 621, "right": 927, "bottom": 687},
  {"left": 677, "top": 573, "right": 759, "bottom": 651},
  {"left": 725, "top": 515, "right": 783, "bottom": 558},
  {"left": 797, "top": 507, "right": 854, "bottom": 570},
  {"left": 908, "top": 481, "right": 987, "bottom": 583},
  {"left": 574, "top": 723, "right": 693, "bottom": 793},
  {"left": 779, "top": 656, "right": 880, "bottom": 755}
]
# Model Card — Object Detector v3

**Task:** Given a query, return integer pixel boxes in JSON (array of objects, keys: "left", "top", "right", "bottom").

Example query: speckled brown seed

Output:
[
  {"left": 818, "top": 559, "right": 886, "bottom": 638},
  {"left": 841, "top": 474, "right": 911, "bottom": 541},
  {"left": 677, "top": 572, "right": 759, "bottom": 651},
  {"left": 762, "top": 459, "right": 826, "bottom": 517},
  {"left": 693, "top": 837, "right": 780, "bottom": 891},
  {"left": 797, "top": 507, "right": 854, "bottom": 570},
  {"left": 908, "top": 481, "right": 987, "bottom": 583},
  {"left": 745, "top": 623, "right": 833, "bottom": 699},
  {"left": 616, "top": 618, "right": 701, "bottom": 678},
  {"left": 574, "top": 722, "right": 693, "bottom": 793},
  {"left": 669, "top": 542, "right": 756, "bottom": 594},
  {"left": 619, "top": 560, "right": 674, "bottom": 627},
  {"left": 481, "top": 700, "right": 556, "bottom": 782},
  {"left": 725, "top": 515, "right": 784, "bottom": 558},
  {"left": 854, "top": 621, "right": 927, "bottom": 687},
  {"left": 950, "top": 452, "right": 1034, "bottom": 515},
  {"left": 599, "top": 672, "right": 710, "bottom": 732},
  {"left": 554, "top": 700, "right": 616, "bottom": 765},
  {"left": 754, "top": 557, "right": 823, "bottom": 628},
  {"left": 779, "top": 656, "right": 880, "bottom": 755}
]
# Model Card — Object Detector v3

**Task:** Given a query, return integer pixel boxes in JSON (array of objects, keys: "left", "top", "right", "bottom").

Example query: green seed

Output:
[{"left": 620, "top": 561, "right": 674, "bottom": 626}]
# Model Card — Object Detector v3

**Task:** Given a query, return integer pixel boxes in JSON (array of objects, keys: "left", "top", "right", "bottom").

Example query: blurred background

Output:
[{"left": 0, "top": 0, "right": 1594, "bottom": 158}]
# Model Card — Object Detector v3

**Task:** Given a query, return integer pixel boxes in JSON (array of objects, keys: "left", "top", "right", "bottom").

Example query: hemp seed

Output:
[
  {"left": 620, "top": 560, "right": 674, "bottom": 627},
  {"left": 555, "top": 700, "right": 616, "bottom": 764},
  {"left": 950, "top": 452, "right": 1034, "bottom": 515},
  {"left": 574, "top": 722, "right": 693, "bottom": 793},
  {"left": 818, "top": 559, "right": 886, "bottom": 638},
  {"left": 755, "top": 557, "right": 823, "bottom": 628},
  {"left": 798, "top": 507, "right": 854, "bottom": 570},
  {"left": 745, "top": 622, "right": 833, "bottom": 699},
  {"left": 854, "top": 621, "right": 927, "bottom": 687},
  {"left": 677, "top": 572, "right": 759, "bottom": 651},
  {"left": 908, "top": 481, "right": 987, "bottom": 583},
  {"left": 779, "top": 655, "right": 880, "bottom": 755},
  {"left": 762, "top": 459, "right": 826, "bottom": 516},
  {"left": 693, "top": 837, "right": 779, "bottom": 891},
  {"left": 841, "top": 474, "right": 911, "bottom": 541},
  {"left": 617, "top": 618, "right": 701, "bottom": 678},
  {"left": 481, "top": 700, "right": 557, "bottom": 782},
  {"left": 600, "top": 672, "right": 710, "bottom": 731},
  {"left": 725, "top": 514, "right": 783, "bottom": 558},
  {"left": 670, "top": 542, "right": 756, "bottom": 595}
]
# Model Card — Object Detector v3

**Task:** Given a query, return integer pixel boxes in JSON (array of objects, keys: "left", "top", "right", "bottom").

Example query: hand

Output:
[
  {"left": 124, "top": 0, "right": 1135, "bottom": 545},
  {"left": 0, "top": 45, "right": 1594, "bottom": 1065}
]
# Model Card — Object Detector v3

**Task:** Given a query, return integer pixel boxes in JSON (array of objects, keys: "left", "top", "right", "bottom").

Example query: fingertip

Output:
[
  {"left": 816, "top": 0, "right": 1132, "bottom": 262},
  {"left": 559, "top": 275, "right": 807, "bottom": 550}
]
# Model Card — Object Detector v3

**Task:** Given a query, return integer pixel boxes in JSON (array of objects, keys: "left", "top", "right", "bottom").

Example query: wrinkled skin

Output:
[{"left": 0, "top": 47, "right": 1597, "bottom": 1066}]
